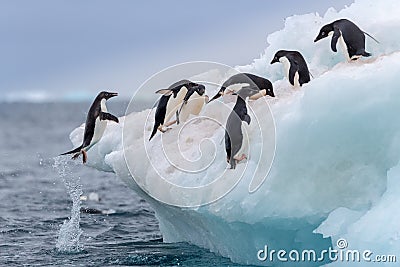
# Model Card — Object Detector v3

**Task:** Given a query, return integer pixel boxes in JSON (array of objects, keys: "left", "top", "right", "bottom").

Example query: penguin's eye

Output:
[{"left": 322, "top": 32, "right": 325, "bottom": 36}]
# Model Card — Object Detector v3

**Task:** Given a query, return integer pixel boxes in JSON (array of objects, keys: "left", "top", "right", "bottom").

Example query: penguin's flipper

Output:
[
  {"left": 155, "top": 89, "right": 173, "bottom": 96},
  {"left": 363, "top": 31, "right": 380, "bottom": 44},
  {"left": 149, "top": 123, "right": 159, "bottom": 141},
  {"left": 208, "top": 92, "right": 222, "bottom": 103},
  {"left": 176, "top": 100, "right": 188, "bottom": 125},
  {"left": 208, "top": 87, "right": 226, "bottom": 103},
  {"left": 243, "top": 114, "right": 251, "bottom": 125},
  {"left": 225, "top": 131, "right": 232, "bottom": 163},
  {"left": 100, "top": 112, "right": 119, "bottom": 123},
  {"left": 176, "top": 110, "right": 180, "bottom": 125},
  {"left": 331, "top": 28, "right": 340, "bottom": 52}
]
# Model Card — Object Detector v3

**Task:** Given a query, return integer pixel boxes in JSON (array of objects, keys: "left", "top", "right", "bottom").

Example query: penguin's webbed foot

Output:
[
  {"left": 158, "top": 127, "right": 173, "bottom": 133},
  {"left": 71, "top": 152, "right": 81, "bottom": 160},
  {"left": 157, "top": 126, "right": 165, "bottom": 133},
  {"left": 234, "top": 154, "right": 247, "bottom": 163}
]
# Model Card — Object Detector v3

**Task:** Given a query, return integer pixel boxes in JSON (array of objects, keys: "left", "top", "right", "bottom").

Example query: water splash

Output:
[{"left": 53, "top": 156, "right": 83, "bottom": 252}]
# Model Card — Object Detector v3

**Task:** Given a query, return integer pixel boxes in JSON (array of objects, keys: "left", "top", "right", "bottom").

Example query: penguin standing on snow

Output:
[
  {"left": 208, "top": 73, "right": 275, "bottom": 103},
  {"left": 270, "top": 50, "right": 311, "bottom": 87},
  {"left": 225, "top": 87, "right": 260, "bottom": 169},
  {"left": 314, "top": 19, "right": 378, "bottom": 61},
  {"left": 61, "top": 91, "right": 119, "bottom": 163},
  {"left": 149, "top": 80, "right": 207, "bottom": 141}
]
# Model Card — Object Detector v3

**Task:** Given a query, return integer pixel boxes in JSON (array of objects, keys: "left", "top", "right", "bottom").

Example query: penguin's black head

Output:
[
  {"left": 182, "top": 83, "right": 206, "bottom": 102},
  {"left": 314, "top": 24, "right": 334, "bottom": 42},
  {"left": 270, "top": 50, "right": 288, "bottom": 64},
  {"left": 193, "top": 84, "right": 206, "bottom": 96},
  {"left": 261, "top": 79, "right": 275, "bottom": 98},
  {"left": 264, "top": 86, "right": 275, "bottom": 98},
  {"left": 98, "top": 91, "right": 118, "bottom": 100},
  {"left": 187, "top": 82, "right": 205, "bottom": 96}
]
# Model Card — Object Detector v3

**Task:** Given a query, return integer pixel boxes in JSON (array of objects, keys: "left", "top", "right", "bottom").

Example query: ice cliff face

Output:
[{"left": 68, "top": 0, "right": 400, "bottom": 265}]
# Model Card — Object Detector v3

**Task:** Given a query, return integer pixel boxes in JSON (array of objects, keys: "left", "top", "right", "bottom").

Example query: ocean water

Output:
[{"left": 0, "top": 102, "right": 248, "bottom": 267}]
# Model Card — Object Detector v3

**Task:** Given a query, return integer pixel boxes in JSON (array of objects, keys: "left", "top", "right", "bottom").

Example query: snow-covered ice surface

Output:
[{"left": 68, "top": 0, "right": 400, "bottom": 265}]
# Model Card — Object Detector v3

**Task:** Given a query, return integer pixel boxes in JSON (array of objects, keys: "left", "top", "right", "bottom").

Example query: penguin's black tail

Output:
[
  {"left": 362, "top": 51, "right": 372, "bottom": 57},
  {"left": 60, "top": 145, "right": 83, "bottom": 156}
]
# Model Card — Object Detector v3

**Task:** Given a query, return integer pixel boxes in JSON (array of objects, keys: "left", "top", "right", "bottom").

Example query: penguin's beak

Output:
[
  {"left": 108, "top": 92, "right": 118, "bottom": 99},
  {"left": 270, "top": 58, "right": 278, "bottom": 64},
  {"left": 314, "top": 35, "right": 322, "bottom": 42}
]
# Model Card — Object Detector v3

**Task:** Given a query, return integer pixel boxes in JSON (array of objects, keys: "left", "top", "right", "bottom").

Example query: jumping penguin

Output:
[
  {"left": 270, "top": 50, "right": 311, "bottom": 87},
  {"left": 208, "top": 73, "right": 275, "bottom": 103},
  {"left": 225, "top": 86, "right": 260, "bottom": 169},
  {"left": 314, "top": 18, "right": 379, "bottom": 61},
  {"left": 149, "top": 80, "right": 206, "bottom": 141},
  {"left": 61, "top": 91, "right": 119, "bottom": 163}
]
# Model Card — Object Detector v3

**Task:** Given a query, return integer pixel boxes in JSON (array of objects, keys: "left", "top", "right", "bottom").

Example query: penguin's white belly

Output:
[
  {"left": 280, "top": 56, "right": 291, "bottom": 80},
  {"left": 164, "top": 87, "right": 187, "bottom": 124},
  {"left": 279, "top": 56, "right": 299, "bottom": 86},
  {"left": 338, "top": 32, "right": 350, "bottom": 61},
  {"left": 234, "top": 123, "right": 249, "bottom": 159},
  {"left": 179, "top": 94, "right": 206, "bottom": 123},
  {"left": 294, "top": 71, "right": 300, "bottom": 87},
  {"left": 91, "top": 118, "right": 107, "bottom": 146}
]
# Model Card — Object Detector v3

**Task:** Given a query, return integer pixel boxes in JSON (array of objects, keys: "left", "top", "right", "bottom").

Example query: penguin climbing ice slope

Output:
[
  {"left": 225, "top": 87, "right": 260, "bottom": 169},
  {"left": 314, "top": 18, "right": 378, "bottom": 61},
  {"left": 61, "top": 91, "right": 119, "bottom": 163},
  {"left": 208, "top": 73, "right": 275, "bottom": 103},
  {"left": 149, "top": 80, "right": 207, "bottom": 141},
  {"left": 270, "top": 50, "right": 311, "bottom": 87}
]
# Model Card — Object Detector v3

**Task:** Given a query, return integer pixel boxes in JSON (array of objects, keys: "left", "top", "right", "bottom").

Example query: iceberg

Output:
[{"left": 67, "top": 0, "right": 400, "bottom": 265}]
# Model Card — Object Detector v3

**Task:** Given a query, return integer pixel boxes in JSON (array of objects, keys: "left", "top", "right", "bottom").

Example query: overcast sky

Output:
[{"left": 0, "top": 0, "right": 353, "bottom": 102}]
